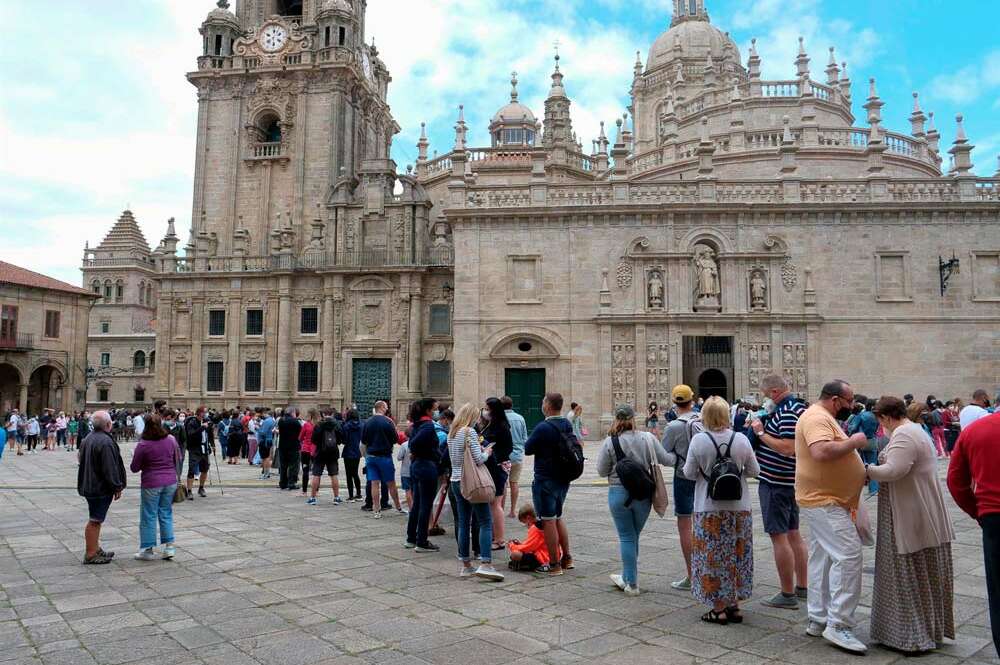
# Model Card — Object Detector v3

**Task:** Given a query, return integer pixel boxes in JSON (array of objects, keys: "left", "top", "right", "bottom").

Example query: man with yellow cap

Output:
[{"left": 661, "top": 384, "right": 703, "bottom": 590}]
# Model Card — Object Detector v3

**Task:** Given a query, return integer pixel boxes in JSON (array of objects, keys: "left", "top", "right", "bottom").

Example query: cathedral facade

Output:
[{"left": 90, "top": 0, "right": 999, "bottom": 433}]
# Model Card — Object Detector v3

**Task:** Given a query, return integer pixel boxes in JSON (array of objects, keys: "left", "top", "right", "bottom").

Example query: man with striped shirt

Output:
[{"left": 751, "top": 373, "right": 809, "bottom": 609}]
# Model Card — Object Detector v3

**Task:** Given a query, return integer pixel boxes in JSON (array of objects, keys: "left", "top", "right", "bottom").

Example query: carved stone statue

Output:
[
  {"left": 750, "top": 270, "right": 767, "bottom": 310},
  {"left": 648, "top": 270, "right": 664, "bottom": 308},
  {"left": 693, "top": 244, "right": 721, "bottom": 311}
]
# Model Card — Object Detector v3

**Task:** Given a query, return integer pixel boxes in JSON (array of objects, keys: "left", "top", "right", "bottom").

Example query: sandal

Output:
[
  {"left": 491, "top": 541, "right": 507, "bottom": 551},
  {"left": 560, "top": 555, "right": 575, "bottom": 570},
  {"left": 83, "top": 553, "right": 113, "bottom": 565},
  {"left": 724, "top": 606, "right": 743, "bottom": 624},
  {"left": 701, "top": 609, "right": 729, "bottom": 625}
]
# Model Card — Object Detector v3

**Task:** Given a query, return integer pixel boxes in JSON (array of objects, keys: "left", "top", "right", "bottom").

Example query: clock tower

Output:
[{"left": 188, "top": 0, "right": 394, "bottom": 257}]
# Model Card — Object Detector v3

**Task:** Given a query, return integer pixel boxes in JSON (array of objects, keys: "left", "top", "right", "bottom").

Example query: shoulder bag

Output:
[
  {"left": 172, "top": 443, "right": 188, "bottom": 504},
  {"left": 460, "top": 428, "right": 495, "bottom": 503},
  {"left": 647, "top": 437, "right": 669, "bottom": 517}
]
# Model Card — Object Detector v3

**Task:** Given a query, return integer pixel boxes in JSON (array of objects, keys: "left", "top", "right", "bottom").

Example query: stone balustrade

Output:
[{"left": 166, "top": 246, "right": 453, "bottom": 275}]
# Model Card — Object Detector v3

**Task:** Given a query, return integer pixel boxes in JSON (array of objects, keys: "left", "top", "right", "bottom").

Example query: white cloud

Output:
[{"left": 929, "top": 50, "right": 1000, "bottom": 105}]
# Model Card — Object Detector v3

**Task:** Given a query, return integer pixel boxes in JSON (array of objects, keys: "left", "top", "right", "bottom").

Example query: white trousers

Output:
[{"left": 802, "top": 505, "right": 863, "bottom": 629}]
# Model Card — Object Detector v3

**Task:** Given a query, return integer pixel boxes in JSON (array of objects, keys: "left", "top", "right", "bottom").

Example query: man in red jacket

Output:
[{"left": 947, "top": 411, "right": 1000, "bottom": 657}]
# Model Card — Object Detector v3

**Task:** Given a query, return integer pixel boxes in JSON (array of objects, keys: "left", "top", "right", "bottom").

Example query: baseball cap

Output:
[
  {"left": 614, "top": 404, "right": 636, "bottom": 420},
  {"left": 672, "top": 384, "right": 694, "bottom": 404}
]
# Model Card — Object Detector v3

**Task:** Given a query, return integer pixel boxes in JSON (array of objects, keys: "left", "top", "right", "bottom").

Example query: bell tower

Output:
[{"left": 186, "top": 0, "right": 393, "bottom": 258}]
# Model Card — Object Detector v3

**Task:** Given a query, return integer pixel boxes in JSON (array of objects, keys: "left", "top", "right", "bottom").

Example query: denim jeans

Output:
[
  {"left": 140, "top": 484, "right": 176, "bottom": 550},
  {"left": 607, "top": 485, "right": 651, "bottom": 586},
  {"left": 451, "top": 481, "right": 493, "bottom": 564},
  {"left": 863, "top": 448, "right": 879, "bottom": 495},
  {"left": 406, "top": 460, "right": 438, "bottom": 546}
]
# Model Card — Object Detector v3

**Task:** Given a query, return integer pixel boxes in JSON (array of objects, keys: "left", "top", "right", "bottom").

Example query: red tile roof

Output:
[{"left": 0, "top": 261, "right": 95, "bottom": 296}]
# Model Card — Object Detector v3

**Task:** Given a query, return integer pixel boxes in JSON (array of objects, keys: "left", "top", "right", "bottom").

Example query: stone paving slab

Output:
[{"left": 0, "top": 444, "right": 997, "bottom": 665}]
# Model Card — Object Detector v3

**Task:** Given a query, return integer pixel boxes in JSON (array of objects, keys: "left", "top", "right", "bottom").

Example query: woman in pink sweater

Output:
[{"left": 129, "top": 414, "right": 181, "bottom": 561}]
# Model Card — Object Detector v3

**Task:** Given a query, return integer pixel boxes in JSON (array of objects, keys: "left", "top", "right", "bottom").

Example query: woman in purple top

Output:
[{"left": 129, "top": 414, "right": 181, "bottom": 561}]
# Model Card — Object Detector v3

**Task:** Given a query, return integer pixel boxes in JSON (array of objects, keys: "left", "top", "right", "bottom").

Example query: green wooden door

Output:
[
  {"left": 505, "top": 368, "right": 546, "bottom": 431},
  {"left": 352, "top": 359, "right": 391, "bottom": 416}
]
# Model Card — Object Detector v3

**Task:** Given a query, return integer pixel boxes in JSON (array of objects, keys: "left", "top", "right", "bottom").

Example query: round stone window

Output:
[{"left": 517, "top": 341, "right": 533, "bottom": 353}]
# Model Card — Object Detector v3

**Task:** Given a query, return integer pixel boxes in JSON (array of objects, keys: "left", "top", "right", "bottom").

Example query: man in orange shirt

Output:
[{"left": 795, "top": 380, "right": 869, "bottom": 654}]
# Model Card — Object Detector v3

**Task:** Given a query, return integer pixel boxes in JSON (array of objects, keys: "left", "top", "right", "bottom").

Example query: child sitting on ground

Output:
[{"left": 508, "top": 505, "right": 562, "bottom": 572}]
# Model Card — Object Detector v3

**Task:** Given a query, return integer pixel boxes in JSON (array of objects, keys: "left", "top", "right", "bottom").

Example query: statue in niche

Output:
[
  {"left": 693, "top": 244, "right": 721, "bottom": 310},
  {"left": 750, "top": 270, "right": 768, "bottom": 310},
  {"left": 648, "top": 269, "right": 664, "bottom": 308}
]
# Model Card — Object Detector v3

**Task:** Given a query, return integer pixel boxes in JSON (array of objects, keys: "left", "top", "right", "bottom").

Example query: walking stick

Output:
[{"left": 211, "top": 446, "right": 225, "bottom": 496}]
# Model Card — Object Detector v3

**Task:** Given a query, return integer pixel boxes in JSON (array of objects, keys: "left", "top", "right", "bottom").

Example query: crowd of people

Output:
[{"left": 4, "top": 379, "right": 997, "bottom": 659}]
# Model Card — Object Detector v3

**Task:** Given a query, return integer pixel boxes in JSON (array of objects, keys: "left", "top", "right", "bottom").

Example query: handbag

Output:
[
  {"left": 171, "top": 444, "right": 188, "bottom": 504},
  {"left": 854, "top": 493, "right": 875, "bottom": 546},
  {"left": 459, "top": 428, "right": 495, "bottom": 503},
  {"left": 648, "top": 438, "right": 669, "bottom": 518}
]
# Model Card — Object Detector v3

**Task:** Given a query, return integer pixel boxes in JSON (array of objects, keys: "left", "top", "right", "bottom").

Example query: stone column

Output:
[
  {"left": 322, "top": 278, "right": 335, "bottom": 394},
  {"left": 18, "top": 384, "right": 27, "bottom": 412},
  {"left": 227, "top": 296, "right": 241, "bottom": 394},
  {"left": 190, "top": 297, "right": 205, "bottom": 393},
  {"left": 276, "top": 278, "right": 292, "bottom": 396},
  {"left": 407, "top": 287, "right": 423, "bottom": 395}
]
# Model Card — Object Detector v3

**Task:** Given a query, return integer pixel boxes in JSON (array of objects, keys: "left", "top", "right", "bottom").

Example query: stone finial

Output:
[
  {"left": 634, "top": 50, "right": 643, "bottom": 78},
  {"left": 166, "top": 217, "right": 177, "bottom": 238},
  {"left": 416, "top": 122, "right": 429, "bottom": 161},
  {"left": 730, "top": 78, "right": 742, "bottom": 102},
  {"left": 825, "top": 47, "right": 840, "bottom": 84},
  {"left": 217, "top": 0, "right": 230, "bottom": 9},
  {"left": 749, "top": 37, "right": 758, "bottom": 58},
  {"left": 782, "top": 115, "right": 793, "bottom": 143},
  {"left": 955, "top": 113, "right": 968, "bottom": 142},
  {"left": 864, "top": 77, "right": 883, "bottom": 127},
  {"left": 909, "top": 92, "right": 927, "bottom": 138},
  {"left": 453, "top": 105, "right": 467, "bottom": 151},
  {"left": 868, "top": 77, "right": 878, "bottom": 99},
  {"left": 614, "top": 117, "right": 624, "bottom": 146},
  {"left": 948, "top": 115, "right": 974, "bottom": 175},
  {"left": 795, "top": 36, "right": 810, "bottom": 79},
  {"left": 926, "top": 111, "right": 941, "bottom": 156},
  {"left": 509, "top": 71, "right": 519, "bottom": 101}
]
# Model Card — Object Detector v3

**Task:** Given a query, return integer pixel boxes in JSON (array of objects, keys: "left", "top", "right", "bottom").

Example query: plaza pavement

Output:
[{"left": 0, "top": 442, "right": 996, "bottom": 665}]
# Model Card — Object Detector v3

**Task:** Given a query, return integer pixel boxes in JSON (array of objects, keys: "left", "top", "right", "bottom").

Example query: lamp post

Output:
[{"left": 938, "top": 253, "right": 960, "bottom": 296}]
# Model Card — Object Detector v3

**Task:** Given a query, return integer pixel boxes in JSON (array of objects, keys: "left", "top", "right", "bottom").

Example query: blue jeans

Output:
[
  {"left": 608, "top": 485, "right": 651, "bottom": 586},
  {"left": 863, "top": 448, "right": 879, "bottom": 495},
  {"left": 406, "top": 460, "right": 439, "bottom": 547},
  {"left": 140, "top": 484, "right": 176, "bottom": 550},
  {"left": 451, "top": 481, "right": 493, "bottom": 564}
]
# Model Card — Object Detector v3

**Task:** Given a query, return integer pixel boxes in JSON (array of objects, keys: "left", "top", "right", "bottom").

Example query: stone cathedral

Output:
[{"left": 87, "top": 0, "right": 999, "bottom": 433}]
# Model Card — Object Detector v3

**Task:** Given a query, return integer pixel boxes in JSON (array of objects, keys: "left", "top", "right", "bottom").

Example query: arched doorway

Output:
[
  {"left": 28, "top": 365, "right": 62, "bottom": 414},
  {"left": 697, "top": 368, "right": 728, "bottom": 400},
  {"left": 0, "top": 363, "right": 21, "bottom": 414}
]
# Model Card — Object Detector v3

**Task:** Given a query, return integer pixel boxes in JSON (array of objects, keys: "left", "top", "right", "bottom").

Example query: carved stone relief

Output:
[
  {"left": 749, "top": 267, "right": 768, "bottom": 311},
  {"left": 611, "top": 326, "right": 636, "bottom": 407},
  {"left": 781, "top": 260, "right": 798, "bottom": 292},
  {"left": 647, "top": 268, "right": 664, "bottom": 309},
  {"left": 616, "top": 261, "right": 633, "bottom": 289}
]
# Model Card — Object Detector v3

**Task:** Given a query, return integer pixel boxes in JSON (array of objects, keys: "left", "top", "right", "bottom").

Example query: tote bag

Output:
[
  {"left": 647, "top": 438, "right": 669, "bottom": 517},
  {"left": 854, "top": 492, "right": 875, "bottom": 546},
  {"left": 459, "top": 428, "right": 495, "bottom": 503}
]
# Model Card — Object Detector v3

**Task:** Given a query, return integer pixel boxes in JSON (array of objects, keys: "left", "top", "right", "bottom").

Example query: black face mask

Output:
[{"left": 835, "top": 408, "right": 852, "bottom": 421}]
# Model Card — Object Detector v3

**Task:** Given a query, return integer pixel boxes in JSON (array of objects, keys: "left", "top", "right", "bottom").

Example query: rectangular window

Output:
[
  {"left": 338, "top": 26, "right": 346, "bottom": 46},
  {"left": 44, "top": 310, "right": 60, "bottom": 338},
  {"left": 134, "top": 388, "right": 145, "bottom": 403},
  {"left": 98, "top": 388, "right": 109, "bottom": 402},
  {"left": 208, "top": 309, "right": 226, "bottom": 336},
  {"left": 427, "top": 361, "right": 452, "bottom": 395},
  {"left": 246, "top": 309, "right": 263, "bottom": 336},
  {"left": 206, "top": 361, "right": 224, "bottom": 392},
  {"left": 245, "top": 361, "right": 262, "bottom": 393},
  {"left": 100, "top": 321, "right": 110, "bottom": 334},
  {"left": 324, "top": 26, "right": 331, "bottom": 47},
  {"left": 214, "top": 34, "right": 223, "bottom": 56},
  {"left": 297, "top": 361, "right": 318, "bottom": 393},
  {"left": 100, "top": 352, "right": 110, "bottom": 367},
  {"left": 0, "top": 305, "right": 18, "bottom": 342},
  {"left": 428, "top": 304, "right": 451, "bottom": 336},
  {"left": 300, "top": 307, "right": 318, "bottom": 334}
]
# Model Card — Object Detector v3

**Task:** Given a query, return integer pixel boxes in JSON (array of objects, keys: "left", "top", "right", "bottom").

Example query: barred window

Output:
[
  {"left": 208, "top": 310, "right": 226, "bottom": 336},
  {"left": 246, "top": 309, "right": 263, "bottom": 336},
  {"left": 245, "top": 361, "right": 262, "bottom": 392},
  {"left": 427, "top": 361, "right": 452, "bottom": 395},
  {"left": 300, "top": 307, "right": 318, "bottom": 334},
  {"left": 428, "top": 304, "right": 451, "bottom": 336},
  {"left": 206, "top": 361, "right": 224, "bottom": 392},
  {"left": 298, "top": 361, "right": 318, "bottom": 393}
]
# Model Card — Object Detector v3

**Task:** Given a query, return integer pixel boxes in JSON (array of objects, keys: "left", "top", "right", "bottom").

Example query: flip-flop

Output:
[{"left": 491, "top": 541, "right": 507, "bottom": 551}]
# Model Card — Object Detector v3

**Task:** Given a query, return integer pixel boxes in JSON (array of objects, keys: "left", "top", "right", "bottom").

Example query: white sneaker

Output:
[
  {"left": 671, "top": 576, "right": 691, "bottom": 590},
  {"left": 162, "top": 545, "right": 176, "bottom": 560},
  {"left": 474, "top": 564, "right": 504, "bottom": 581},
  {"left": 806, "top": 620, "right": 826, "bottom": 637},
  {"left": 822, "top": 624, "right": 867, "bottom": 653},
  {"left": 609, "top": 574, "right": 627, "bottom": 591},
  {"left": 460, "top": 566, "right": 475, "bottom": 578},
  {"left": 623, "top": 585, "right": 640, "bottom": 597},
  {"left": 373, "top": 511, "right": 382, "bottom": 519},
  {"left": 133, "top": 549, "right": 157, "bottom": 561}
]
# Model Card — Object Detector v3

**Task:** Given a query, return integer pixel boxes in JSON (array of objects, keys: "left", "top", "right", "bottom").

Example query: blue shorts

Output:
[
  {"left": 759, "top": 482, "right": 800, "bottom": 534},
  {"left": 365, "top": 455, "right": 395, "bottom": 483},
  {"left": 400, "top": 476, "right": 411, "bottom": 491},
  {"left": 673, "top": 476, "right": 696, "bottom": 517},
  {"left": 532, "top": 477, "right": 569, "bottom": 521},
  {"left": 86, "top": 495, "right": 114, "bottom": 524}
]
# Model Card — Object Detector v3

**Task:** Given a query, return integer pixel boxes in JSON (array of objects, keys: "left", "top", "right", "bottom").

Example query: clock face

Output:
[{"left": 260, "top": 24, "right": 288, "bottom": 52}]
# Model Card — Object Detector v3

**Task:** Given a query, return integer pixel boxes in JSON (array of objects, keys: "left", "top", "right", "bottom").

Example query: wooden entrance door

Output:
[{"left": 505, "top": 368, "right": 546, "bottom": 431}]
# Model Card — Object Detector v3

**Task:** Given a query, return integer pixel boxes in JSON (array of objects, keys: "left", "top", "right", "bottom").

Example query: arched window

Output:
[
  {"left": 147, "top": 284, "right": 154, "bottom": 306},
  {"left": 264, "top": 117, "right": 282, "bottom": 143},
  {"left": 138, "top": 281, "right": 145, "bottom": 304},
  {"left": 148, "top": 351, "right": 156, "bottom": 372},
  {"left": 103, "top": 280, "right": 112, "bottom": 299},
  {"left": 133, "top": 350, "right": 146, "bottom": 369},
  {"left": 115, "top": 280, "right": 124, "bottom": 302},
  {"left": 92, "top": 280, "right": 101, "bottom": 295}
]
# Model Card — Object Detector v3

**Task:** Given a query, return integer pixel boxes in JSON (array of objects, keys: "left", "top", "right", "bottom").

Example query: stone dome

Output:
[
  {"left": 205, "top": 0, "right": 239, "bottom": 26},
  {"left": 490, "top": 74, "right": 536, "bottom": 125},
  {"left": 318, "top": 0, "right": 353, "bottom": 17},
  {"left": 646, "top": 17, "right": 738, "bottom": 73}
]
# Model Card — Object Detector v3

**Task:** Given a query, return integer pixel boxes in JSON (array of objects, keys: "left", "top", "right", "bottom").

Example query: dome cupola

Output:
[
  {"left": 201, "top": 1, "right": 240, "bottom": 57},
  {"left": 645, "top": 0, "right": 739, "bottom": 74},
  {"left": 489, "top": 73, "right": 538, "bottom": 148}
]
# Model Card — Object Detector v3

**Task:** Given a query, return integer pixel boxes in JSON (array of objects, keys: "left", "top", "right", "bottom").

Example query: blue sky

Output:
[{"left": 2, "top": 0, "right": 998, "bottom": 284}]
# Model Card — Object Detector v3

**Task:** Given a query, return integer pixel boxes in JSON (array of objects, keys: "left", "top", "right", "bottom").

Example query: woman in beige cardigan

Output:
[{"left": 867, "top": 396, "right": 955, "bottom": 652}]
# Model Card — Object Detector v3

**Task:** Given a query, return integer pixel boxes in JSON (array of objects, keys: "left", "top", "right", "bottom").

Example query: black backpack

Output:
[
  {"left": 612, "top": 435, "right": 655, "bottom": 506},
  {"left": 702, "top": 431, "right": 743, "bottom": 501},
  {"left": 549, "top": 421, "right": 585, "bottom": 484}
]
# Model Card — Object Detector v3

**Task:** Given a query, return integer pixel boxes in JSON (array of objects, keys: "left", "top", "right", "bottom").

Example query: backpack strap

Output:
[{"left": 611, "top": 434, "right": 625, "bottom": 463}]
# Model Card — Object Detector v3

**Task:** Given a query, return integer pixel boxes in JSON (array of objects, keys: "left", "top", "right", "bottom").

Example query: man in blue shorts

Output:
[
  {"left": 361, "top": 401, "right": 403, "bottom": 518},
  {"left": 661, "top": 384, "right": 702, "bottom": 590},
  {"left": 77, "top": 411, "right": 126, "bottom": 564}
]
